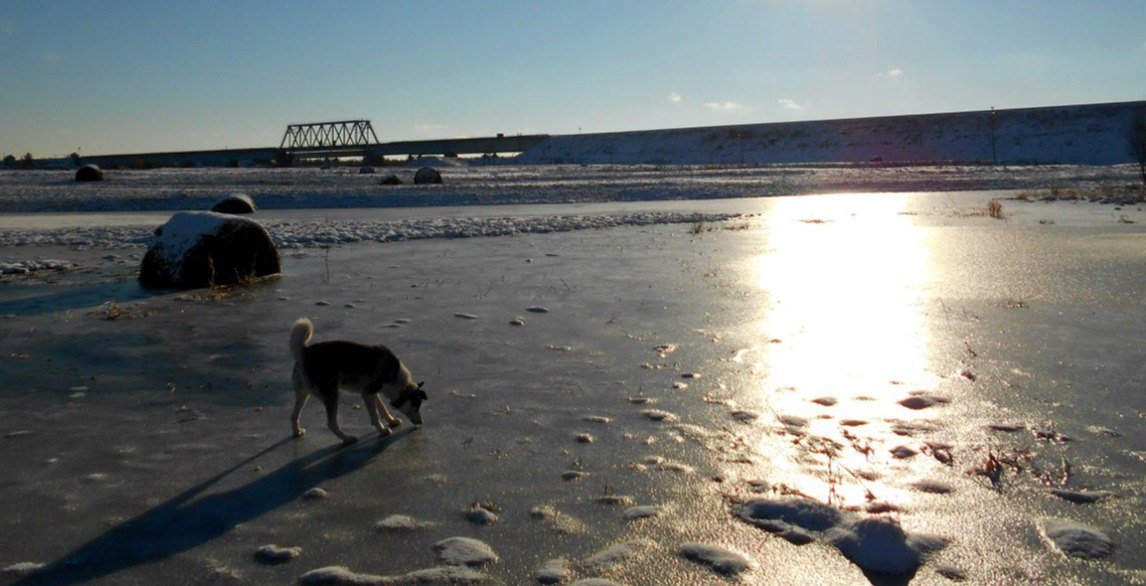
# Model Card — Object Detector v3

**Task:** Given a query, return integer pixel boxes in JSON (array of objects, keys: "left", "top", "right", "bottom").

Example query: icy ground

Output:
[
  {"left": 0, "top": 167, "right": 1143, "bottom": 585},
  {"left": 0, "top": 163, "right": 1140, "bottom": 214}
]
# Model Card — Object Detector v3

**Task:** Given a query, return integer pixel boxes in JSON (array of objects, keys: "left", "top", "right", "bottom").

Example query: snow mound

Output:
[
  {"left": 300, "top": 564, "right": 484, "bottom": 584},
  {"left": 679, "top": 542, "right": 754, "bottom": 576},
  {"left": 255, "top": 544, "right": 302, "bottom": 563},
  {"left": 1050, "top": 489, "right": 1112, "bottom": 504},
  {"left": 1, "top": 562, "right": 45, "bottom": 577},
  {"left": 0, "top": 259, "right": 75, "bottom": 275},
  {"left": 736, "top": 497, "right": 851, "bottom": 534},
  {"left": 1041, "top": 518, "right": 1116, "bottom": 559},
  {"left": 465, "top": 503, "right": 499, "bottom": 525},
  {"left": 623, "top": 505, "right": 663, "bottom": 520},
  {"left": 433, "top": 536, "right": 499, "bottom": 566},
  {"left": 530, "top": 504, "right": 587, "bottom": 534},
  {"left": 375, "top": 514, "right": 436, "bottom": 531},
  {"left": 640, "top": 409, "right": 680, "bottom": 422},
  {"left": 582, "top": 540, "right": 650, "bottom": 573},
  {"left": 303, "top": 487, "right": 329, "bottom": 500},
  {"left": 536, "top": 558, "right": 572, "bottom": 584},
  {"left": 736, "top": 498, "right": 947, "bottom": 575},
  {"left": 828, "top": 517, "right": 947, "bottom": 576}
]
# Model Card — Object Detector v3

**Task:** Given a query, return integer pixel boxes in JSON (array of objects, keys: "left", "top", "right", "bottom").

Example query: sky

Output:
[{"left": 1, "top": 1, "right": 1144, "bottom": 157}]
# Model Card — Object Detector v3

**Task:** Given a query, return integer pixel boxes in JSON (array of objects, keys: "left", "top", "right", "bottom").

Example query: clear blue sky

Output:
[{"left": 2, "top": 0, "right": 1144, "bottom": 157}]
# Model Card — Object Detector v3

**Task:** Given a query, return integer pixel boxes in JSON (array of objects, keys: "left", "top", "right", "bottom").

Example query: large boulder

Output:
[
  {"left": 75, "top": 164, "right": 104, "bottom": 182},
  {"left": 414, "top": 166, "right": 442, "bottom": 185},
  {"left": 211, "top": 193, "right": 257, "bottom": 214},
  {"left": 380, "top": 174, "right": 403, "bottom": 185},
  {"left": 139, "top": 212, "right": 280, "bottom": 289}
]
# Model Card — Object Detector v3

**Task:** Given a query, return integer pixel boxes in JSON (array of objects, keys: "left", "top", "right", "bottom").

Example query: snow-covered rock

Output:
[
  {"left": 75, "top": 164, "right": 104, "bottom": 182},
  {"left": 414, "top": 167, "right": 443, "bottom": 185},
  {"left": 211, "top": 192, "right": 257, "bottom": 214},
  {"left": 139, "top": 211, "right": 280, "bottom": 288}
]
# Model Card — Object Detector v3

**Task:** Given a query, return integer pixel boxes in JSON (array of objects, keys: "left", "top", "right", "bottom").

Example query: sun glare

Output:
[{"left": 742, "top": 193, "right": 938, "bottom": 502}]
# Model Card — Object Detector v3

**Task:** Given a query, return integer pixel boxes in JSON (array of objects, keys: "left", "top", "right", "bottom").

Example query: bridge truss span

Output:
[{"left": 279, "top": 120, "right": 380, "bottom": 151}]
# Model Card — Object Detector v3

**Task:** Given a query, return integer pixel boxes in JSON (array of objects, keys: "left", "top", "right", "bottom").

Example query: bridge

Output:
[
  {"left": 72, "top": 120, "right": 550, "bottom": 168},
  {"left": 278, "top": 120, "right": 548, "bottom": 162}
]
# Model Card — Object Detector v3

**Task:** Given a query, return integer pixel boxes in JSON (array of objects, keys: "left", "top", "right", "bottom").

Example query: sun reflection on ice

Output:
[{"left": 744, "top": 193, "right": 941, "bottom": 506}]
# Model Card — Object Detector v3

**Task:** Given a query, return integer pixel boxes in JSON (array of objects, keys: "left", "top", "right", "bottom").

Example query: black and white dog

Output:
[{"left": 289, "top": 317, "right": 427, "bottom": 444}]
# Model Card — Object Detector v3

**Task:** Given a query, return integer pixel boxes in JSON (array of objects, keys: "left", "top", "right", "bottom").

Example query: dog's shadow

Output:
[{"left": 15, "top": 430, "right": 412, "bottom": 585}]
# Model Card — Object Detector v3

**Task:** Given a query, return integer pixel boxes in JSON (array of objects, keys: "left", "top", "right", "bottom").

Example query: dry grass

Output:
[
  {"left": 89, "top": 300, "right": 151, "bottom": 320},
  {"left": 987, "top": 199, "right": 1004, "bottom": 219}
]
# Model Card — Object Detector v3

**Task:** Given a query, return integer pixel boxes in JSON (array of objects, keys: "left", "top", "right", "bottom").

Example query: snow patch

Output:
[
  {"left": 679, "top": 542, "right": 754, "bottom": 576},
  {"left": 582, "top": 540, "right": 649, "bottom": 574},
  {"left": 433, "top": 536, "right": 499, "bottom": 566},
  {"left": 1041, "top": 518, "right": 1116, "bottom": 559},
  {"left": 255, "top": 544, "right": 302, "bottom": 563},
  {"left": 535, "top": 558, "right": 572, "bottom": 584},
  {"left": 300, "top": 564, "right": 484, "bottom": 585},
  {"left": 375, "top": 514, "right": 436, "bottom": 531}
]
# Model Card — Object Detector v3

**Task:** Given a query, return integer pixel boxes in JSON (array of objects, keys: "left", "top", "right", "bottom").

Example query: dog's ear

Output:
[{"left": 417, "top": 381, "right": 425, "bottom": 389}]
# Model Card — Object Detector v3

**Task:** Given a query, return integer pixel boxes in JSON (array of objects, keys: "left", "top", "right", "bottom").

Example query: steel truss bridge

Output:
[
  {"left": 278, "top": 119, "right": 547, "bottom": 161},
  {"left": 70, "top": 120, "right": 550, "bottom": 168}
]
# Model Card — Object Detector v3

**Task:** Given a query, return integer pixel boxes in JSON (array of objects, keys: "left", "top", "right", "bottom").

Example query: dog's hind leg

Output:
[
  {"left": 291, "top": 366, "right": 309, "bottom": 438},
  {"left": 321, "top": 389, "right": 357, "bottom": 445},
  {"left": 374, "top": 395, "right": 403, "bottom": 428},
  {"left": 363, "top": 395, "right": 393, "bottom": 438}
]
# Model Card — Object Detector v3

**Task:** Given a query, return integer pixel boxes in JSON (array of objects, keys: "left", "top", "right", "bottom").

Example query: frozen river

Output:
[{"left": 0, "top": 187, "right": 1143, "bottom": 584}]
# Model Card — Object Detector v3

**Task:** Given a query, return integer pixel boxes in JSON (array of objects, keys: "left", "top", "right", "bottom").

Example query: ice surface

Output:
[{"left": 1, "top": 178, "right": 1142, "bottom": 585}]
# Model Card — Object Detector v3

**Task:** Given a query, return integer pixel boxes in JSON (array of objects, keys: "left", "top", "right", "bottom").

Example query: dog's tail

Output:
[{"left": 290, "top": 317, "right": 313, "bottom": 362}]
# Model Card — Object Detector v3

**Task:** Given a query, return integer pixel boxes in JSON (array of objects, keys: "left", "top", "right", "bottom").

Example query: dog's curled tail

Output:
[{"left": 290, "top": 317, "right": 313, "bottom": 362}]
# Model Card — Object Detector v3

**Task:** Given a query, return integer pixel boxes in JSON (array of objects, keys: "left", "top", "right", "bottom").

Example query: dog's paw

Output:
[
  {"left": 294, "top": 428, "right": 307, "bottom": 438},
  {"left": 377, "top": 426, "right": 393, "bottom": 438},
  {"left": 388, "top": 419, "right": 402, "bottom": 428}
]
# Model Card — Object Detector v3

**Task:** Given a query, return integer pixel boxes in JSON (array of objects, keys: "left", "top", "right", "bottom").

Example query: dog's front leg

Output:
[
  {"left": 322, "top": 392, "right": 357, "bottom": 445},
  {"left": 374, "top": 395, "right": 403, "bottom": 428},
  {"left": 363, "top": 394, "right": 392, "bottom": 437}
]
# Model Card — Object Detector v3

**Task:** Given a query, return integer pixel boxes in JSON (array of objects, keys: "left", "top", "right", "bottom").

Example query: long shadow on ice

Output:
[
  {"left": 15, "top": 430, "right": 413, "bottom": 586},
  {"left": 0, "top": 279, "right": 155, "bottom": 317}
]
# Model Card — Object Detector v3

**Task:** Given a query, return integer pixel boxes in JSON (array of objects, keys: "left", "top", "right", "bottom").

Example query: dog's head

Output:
[{"left": 391, "top": 381, "right": 427, "bottom": 425}]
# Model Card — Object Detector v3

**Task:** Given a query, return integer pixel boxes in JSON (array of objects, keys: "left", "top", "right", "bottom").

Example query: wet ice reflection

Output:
[{"left": 745, "top": 194, "right": 939, "bottom": 505}]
